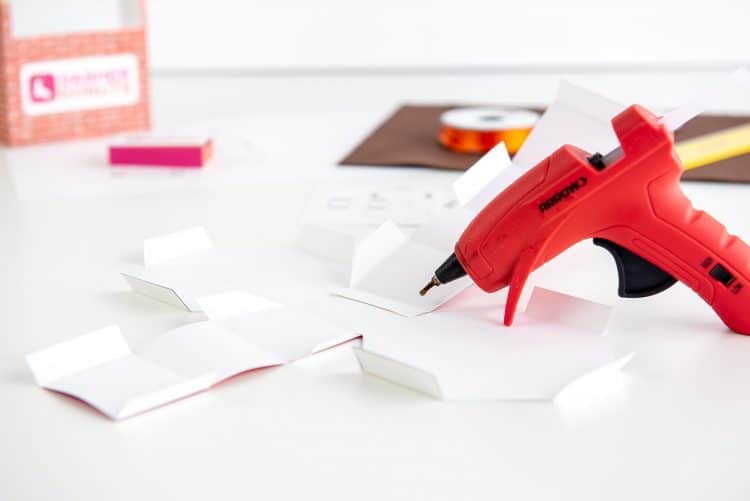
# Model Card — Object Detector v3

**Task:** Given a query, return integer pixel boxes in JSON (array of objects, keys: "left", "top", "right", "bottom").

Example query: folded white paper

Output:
[
  {"left": 354, "top": 287, "right": 630, "bottom": 400},
  {"left": 338, "top": 221, "right": 472, "bottom": 316},
  {"left": 124, "top": 226, "right": 349, "bottom": 312},
  {"left": 26, "top": 326, "right": 217, "bottom": 420},
  {"left": 495, "top": 81, "right": 626, "bottom": 194},
  {"left": 27, "top": 294, "right": 359, "bottom": 420},
  {"left": 336, "top": 142, "right": 512, "bottom": 316}
]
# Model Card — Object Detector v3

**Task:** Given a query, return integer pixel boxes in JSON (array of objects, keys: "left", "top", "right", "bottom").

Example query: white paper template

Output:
[
  {"left": 335, "top": 142, "right": 513, "bottom": 316},
  {"left": 494, "top": 81, "right": 626, "bottom": 194},
  {"left": 354, "top": 287, "right": 629, "bottom": 400},
  {"left": 338, "top": 221, "right": 472, "bottom": 316},
  {"left": 507, "top": 71, "right": 750, "bottom": 192},
  {"left": 124, "top": 226, "right": 349, "bottom": 312},
  {"left": 27, "top": 294, "right": 359, "bottom": 419},
  {"left": 302, "top": 181, "right": 456, "bottom": 226},
  {"left": 26, "top": 326, "right": 216, "bottom": 420}
]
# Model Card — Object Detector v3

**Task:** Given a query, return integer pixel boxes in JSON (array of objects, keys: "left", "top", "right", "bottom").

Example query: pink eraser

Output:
[{"left": 109, "top": 136, "right": 213, "bottom": 168}]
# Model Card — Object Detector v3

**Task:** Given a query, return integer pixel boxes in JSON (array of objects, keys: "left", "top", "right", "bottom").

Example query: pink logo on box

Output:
[{"left": 29, "top": 74, "right": 55, "bottom": 102}]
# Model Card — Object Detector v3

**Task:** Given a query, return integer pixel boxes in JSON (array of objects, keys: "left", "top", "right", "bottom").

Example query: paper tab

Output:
[
  {"left": 452, "top": 142, "right": 512, "bottom": 211},
  {"left": 26, "top": 325, "right": 131, "bottom": 386}
]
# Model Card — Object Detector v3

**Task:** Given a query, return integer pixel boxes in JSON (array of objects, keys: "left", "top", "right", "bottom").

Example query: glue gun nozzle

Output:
[{"left": 419, "top": 276, "right": 441, "bottom": 296}]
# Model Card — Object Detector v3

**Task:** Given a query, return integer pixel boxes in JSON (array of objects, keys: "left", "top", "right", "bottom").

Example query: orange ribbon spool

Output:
[{"left": 438, "top": 108, "right": 539, "bottom": 155}]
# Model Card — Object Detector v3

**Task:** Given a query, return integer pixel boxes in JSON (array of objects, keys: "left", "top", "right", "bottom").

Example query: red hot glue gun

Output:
[{"left": 420, "top": 105, "right": 750, "bottom": 334}]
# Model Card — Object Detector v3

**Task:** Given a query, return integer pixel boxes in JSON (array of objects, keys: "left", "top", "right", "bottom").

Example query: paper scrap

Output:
[{"left": 354, "top": 287, "right": 629, "bottom": 400}]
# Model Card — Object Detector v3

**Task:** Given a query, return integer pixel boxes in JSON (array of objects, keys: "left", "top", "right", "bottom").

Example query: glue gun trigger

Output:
[{"left": 593, "top": 238, "right": 677, "bottom": 298}]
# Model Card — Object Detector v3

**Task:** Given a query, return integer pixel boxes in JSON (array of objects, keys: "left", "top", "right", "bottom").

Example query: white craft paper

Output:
[
  {"left": 492, "top": 81, "right": 626, "bottom": 195},
  {"left": 354, "top": 287, "right": 629, "bottom": 400},
  {"left": 338, "top": 223, "right": 471, "bottom": 316},
  {"left": 124, "top": 226, "right": 349, "bottom": 312},
  {"left": 336, "top": 142, "right": 512, "bottom": 316},
  {"left": 27, "top": 295, "right": 359, "bottom": 419},
  {"left": 139, "top": 322, "right": 285, "bottom": 380},
  {"left": 26, "top": 326, "right": 216, "bottom": 420},
  {"left": 660, "top": 68, "right": 750, "bottom": 132},
  {"left": 26, "top": 326, "right": 131, "bottom": 386}
]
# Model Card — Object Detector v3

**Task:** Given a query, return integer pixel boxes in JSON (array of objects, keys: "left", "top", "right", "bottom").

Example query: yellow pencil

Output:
[{"left": 675, "top": 122, "right": 750, "bottom": 171}]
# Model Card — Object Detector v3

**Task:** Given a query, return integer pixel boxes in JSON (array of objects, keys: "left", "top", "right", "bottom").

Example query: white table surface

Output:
[{"left": 3, "top": 70, "right": 750, "bottom": 501}]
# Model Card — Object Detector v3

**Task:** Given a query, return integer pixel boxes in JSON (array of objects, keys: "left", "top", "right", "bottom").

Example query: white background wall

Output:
[{"left": 9, "top": 0, "right": 750, "bottom": 72}]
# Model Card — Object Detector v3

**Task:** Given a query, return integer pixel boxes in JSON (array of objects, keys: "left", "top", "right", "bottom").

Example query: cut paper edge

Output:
[
  {"left": 353, "top": 347, "right": 443, "bottom": 399},
  {"left": 122, "top": 273, "right": 192, "bottom": 311},
  {"left": 553, "top": 352, "right": 635, "bottom": 406},
  {"left": 311, "top": 333, "right": 363, "bottom": 354},
  {"left": 116, "top": 371, "right": 217, "bottom": 420},
  {"left": 26, "top": 325, "right": 131, "bottom": 387},
  {"left": 335, "top": 288, "right": 426, "bottom": 317},
  {"left": 660, "top": 67, "right": 750, "bottom": 132},
  {"left": 143, "top": 226, "right": 213, "bottom": 266},
  {"left": 452, "top": 141, "right": 512, "bottom": 211},
  {"left": 511, "top": 80, "right": 624, "bottom": 173},
  {"left": 353, "top": 286, "right": 621, "bottom": 401},
  {"left": 524, "top": 287, "right": 613, "bottom": 334},
  {"left": 555, "top": 79, "right": 624, "bottom": 126},
  {"left": 354, "top": 344, "right": 629, "bottom": 402}
]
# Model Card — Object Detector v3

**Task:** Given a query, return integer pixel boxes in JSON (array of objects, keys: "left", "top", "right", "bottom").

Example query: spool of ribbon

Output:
[{"left": 438, "top": 107, "right": 539, "bottom": 155}]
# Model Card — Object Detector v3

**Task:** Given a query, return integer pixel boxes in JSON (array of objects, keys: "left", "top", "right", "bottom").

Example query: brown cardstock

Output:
[{"left": 339, "top": 104, "right": 750, "bottom": 182}]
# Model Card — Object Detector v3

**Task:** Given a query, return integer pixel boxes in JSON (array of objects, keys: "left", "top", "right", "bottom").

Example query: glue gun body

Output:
[{"left": 453, "top": 105, "right": 750, "bottom": 334}]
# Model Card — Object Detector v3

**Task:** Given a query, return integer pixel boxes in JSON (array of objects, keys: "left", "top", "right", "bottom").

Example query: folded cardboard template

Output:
[
  {"left": 123, "top": 226, "right": 351, "bottom": 312},
  {"left": 354, "top": 287, "right": 630, "bottom": 400},
  {"left": 26, "top": 291, "right": 359, "bottom": 420},
  {"left": 340, "top": 76, "right": 750, "bottom": 182}
]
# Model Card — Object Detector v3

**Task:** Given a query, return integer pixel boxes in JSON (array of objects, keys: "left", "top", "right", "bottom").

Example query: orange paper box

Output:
[{"left": 0, "top": 0, "right": 150, "bottom": 146}]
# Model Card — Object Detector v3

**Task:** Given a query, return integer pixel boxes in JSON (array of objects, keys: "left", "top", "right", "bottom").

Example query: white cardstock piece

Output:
[
  {"left": 354, "top": 287, "right": 628, "bottom": 400},
  {"left": 27, "top": 295, "right": 359, "bottom": 420},
  {"left": 124, "top": 226, "right": 350, "bottom": 312},
  {"left": 336, "top": 142, "right": 513, "bottom": 316}
]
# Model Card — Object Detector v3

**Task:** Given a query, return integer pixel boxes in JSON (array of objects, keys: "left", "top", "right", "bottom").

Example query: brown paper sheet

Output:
[{"left": 339, "top": 104, "right": 750, "bottom": 182}]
